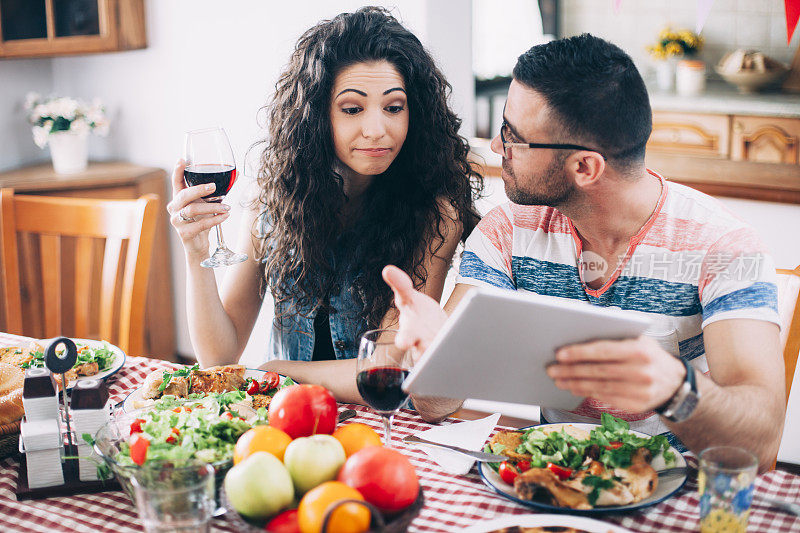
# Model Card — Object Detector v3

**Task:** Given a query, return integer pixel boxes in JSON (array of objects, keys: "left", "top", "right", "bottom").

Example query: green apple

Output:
[
  {"left": 224, "top": 451, "right": 294, "bottom": 520},
  {"left": 283, "top": 434, "right": 346, "bottom": 494}
]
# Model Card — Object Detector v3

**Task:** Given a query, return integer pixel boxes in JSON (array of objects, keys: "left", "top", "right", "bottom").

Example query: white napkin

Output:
[{"left": 410, "top": 413, "right": 501, "bottom": 475}]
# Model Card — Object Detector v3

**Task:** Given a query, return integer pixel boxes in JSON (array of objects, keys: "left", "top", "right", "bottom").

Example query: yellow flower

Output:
[{"left": 665, "top": 42, "right": 683, "bottom": 56}]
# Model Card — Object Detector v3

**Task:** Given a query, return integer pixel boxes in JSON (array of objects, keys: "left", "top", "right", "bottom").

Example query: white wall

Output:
[
  {"left": 0, "top": 59, "right": 53, "bottom": 170},
  {"left": 34, "top": 0, "right": 471, "bottom": 364}
]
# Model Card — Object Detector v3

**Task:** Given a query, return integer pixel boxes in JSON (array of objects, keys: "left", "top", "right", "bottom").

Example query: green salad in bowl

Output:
[{"left": 91, "top": 391, "right": 258, "bottom": 502}]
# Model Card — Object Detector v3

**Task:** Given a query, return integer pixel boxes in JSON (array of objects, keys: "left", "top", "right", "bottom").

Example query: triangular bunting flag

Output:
[
  {"left": 696, "top": 0, "right": 715, "bottom": 34},
  {"left": 787, "top": 0, "right": 800, "bottom": 45},
  {"left": 613, "top": 0, "right": 622, "bottom": 15}
]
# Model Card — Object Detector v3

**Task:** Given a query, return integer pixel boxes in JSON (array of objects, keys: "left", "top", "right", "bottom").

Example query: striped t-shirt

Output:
[{"left": 456, "top": 170, "right": 780, "bottom": 440}]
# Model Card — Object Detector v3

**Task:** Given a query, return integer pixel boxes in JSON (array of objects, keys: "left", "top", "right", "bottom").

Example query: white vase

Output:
[
  {"left": 655, "top": 58, "right": 677, "bottom": 92},
  {"left": 48, "top": 131, "right": 88, "bottom": 174}
]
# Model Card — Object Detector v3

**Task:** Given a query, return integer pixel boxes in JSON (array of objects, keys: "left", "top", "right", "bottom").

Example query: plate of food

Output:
[
  {"left": 0, "top": 338, "right": 125, "bottom": 389},
  {"left": 462, "top": 513, "right": 634, "bottom": 533},
  {"left": 477, "top": 413, "right": 687, "bottom": 514},
  {"left": 122, "top": 364, "right": 295, "bottom": 413}
]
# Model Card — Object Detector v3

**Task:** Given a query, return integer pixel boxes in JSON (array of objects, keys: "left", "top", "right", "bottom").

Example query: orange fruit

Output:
[
  {"left": 233, "top": 425, "right": 292, "bottom": 464},
  {"left": 297, "top": 481, "right": 370, "bottom": 533},
  {"left": 332, "top": 423, "right": 382, "bottom": 457}
]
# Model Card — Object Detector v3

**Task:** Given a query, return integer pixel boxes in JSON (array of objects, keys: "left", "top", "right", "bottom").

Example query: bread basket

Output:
[{"left": 0, "top": 420, "right": 21, "bottom": 460}]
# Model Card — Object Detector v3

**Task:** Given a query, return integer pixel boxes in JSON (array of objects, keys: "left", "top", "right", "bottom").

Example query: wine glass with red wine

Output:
[
  {"left": 183, "top": 127, "right": 247, "bottom": 268},
  {"left": 356, "top": 329, "right": 413, "bottom": 447}
]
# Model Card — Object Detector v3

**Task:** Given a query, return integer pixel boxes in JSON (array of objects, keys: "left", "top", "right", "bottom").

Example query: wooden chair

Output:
[
  {"left": 0, "top": 189, "right": 159, "bottom": 356},
  {"left": 777, "top": 266, "right": 800, "bottom": 401}
]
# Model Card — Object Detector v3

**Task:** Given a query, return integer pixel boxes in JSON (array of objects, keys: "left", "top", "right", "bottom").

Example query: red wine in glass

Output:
[
  {"left": 183, "top": 127, "right": 247, "bottom": 268},
  {"left": 356, "top": 329, "right": 413, "bottom": 446},
  {"left": 183, "top": 164, "right": 237, "bottom": 202},
  {"left": 357, "top": 366, "right": 410, "bottom": 413}
]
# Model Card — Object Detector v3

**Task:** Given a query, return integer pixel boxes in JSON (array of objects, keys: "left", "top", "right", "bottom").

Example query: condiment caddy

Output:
[{"left": 15, "top": 337, "right": 119, "bottom": 500}]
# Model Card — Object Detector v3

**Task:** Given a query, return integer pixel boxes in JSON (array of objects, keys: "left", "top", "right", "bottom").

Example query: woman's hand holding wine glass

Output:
[
  {"left": 167, "top": 159, "right": 232, "bottom": 260},
  {"left": 167, "top": 127, "right": 247, "bottom": 268}
]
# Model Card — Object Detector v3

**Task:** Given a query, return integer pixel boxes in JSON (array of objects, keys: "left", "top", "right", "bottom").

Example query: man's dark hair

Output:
[{"left": 513, "top": 33, "right": 652, "bottom": 169}]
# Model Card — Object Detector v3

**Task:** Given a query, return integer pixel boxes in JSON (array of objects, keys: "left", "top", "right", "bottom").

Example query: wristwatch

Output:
[{"left": 654, "top": 358, "right": 700, "bottom": 423}]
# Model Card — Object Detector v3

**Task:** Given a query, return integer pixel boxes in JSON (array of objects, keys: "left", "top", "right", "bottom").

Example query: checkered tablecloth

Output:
[{"left": 0, "top": 333, "right": 798, "bottom": 532}]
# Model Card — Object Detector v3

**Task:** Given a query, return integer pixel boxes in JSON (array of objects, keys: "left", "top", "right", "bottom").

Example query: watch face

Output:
[{"left": 673, "top": 392, "right": 700, "bottom": 422}]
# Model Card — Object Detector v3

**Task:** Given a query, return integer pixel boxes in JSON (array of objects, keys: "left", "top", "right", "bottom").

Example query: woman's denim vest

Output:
[{"left": 268, "top": 250, "right": 369, "bottom": 362}]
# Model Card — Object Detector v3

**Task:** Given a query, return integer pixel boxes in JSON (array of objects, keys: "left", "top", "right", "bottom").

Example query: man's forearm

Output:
[{"left": 667, "top": 374, "right": 785, "bottom": 472}]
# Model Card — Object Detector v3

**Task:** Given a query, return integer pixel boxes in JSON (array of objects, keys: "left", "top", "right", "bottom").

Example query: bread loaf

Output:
[{"left": 0, "top": 362, "right": 25, "bottom": 425}]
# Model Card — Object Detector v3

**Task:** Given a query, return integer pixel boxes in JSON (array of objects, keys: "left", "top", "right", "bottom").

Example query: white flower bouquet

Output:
[{"left": 24, "top": 92, "right": 109, "bottom": 149}]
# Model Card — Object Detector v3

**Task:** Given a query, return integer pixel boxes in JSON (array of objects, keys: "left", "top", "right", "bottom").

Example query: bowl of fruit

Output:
[{"left": 222, "top": 384, "right": 424, "bottom": 532}]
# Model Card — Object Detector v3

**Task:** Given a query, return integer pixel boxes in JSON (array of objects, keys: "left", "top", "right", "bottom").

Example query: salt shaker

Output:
[
  {"left": 19, "top": 418, "right": 64, "bottom": 488},
  {"left": 71, "top": 379, "right": 111, "bottom": 481},
  {"left": 22, "top": 368, "right": 59, "bottom": 421}
]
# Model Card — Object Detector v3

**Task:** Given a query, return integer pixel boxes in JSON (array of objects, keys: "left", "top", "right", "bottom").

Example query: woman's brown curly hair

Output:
[{"left": 255, "top": 6, "right": 483, "bottom": 329}]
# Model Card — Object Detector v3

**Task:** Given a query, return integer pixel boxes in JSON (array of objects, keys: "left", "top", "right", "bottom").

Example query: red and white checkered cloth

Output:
[{"left": 0, "top": 333, "right": 798, "bottom": 532}]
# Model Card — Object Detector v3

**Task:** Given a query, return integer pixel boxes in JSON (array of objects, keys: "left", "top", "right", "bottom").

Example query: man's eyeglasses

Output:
[{"left": 500, "top": 120, "right": 607, "bottom": 160}]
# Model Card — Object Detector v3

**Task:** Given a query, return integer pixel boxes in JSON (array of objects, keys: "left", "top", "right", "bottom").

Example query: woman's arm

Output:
[{"left": 168, "top": 161, "right": 264, "bottom": 367}]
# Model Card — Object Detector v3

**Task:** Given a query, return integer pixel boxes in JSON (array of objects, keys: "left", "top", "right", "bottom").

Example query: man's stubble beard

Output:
[{"left": 502, "top": 156, "right": 575, "bottom": 207}]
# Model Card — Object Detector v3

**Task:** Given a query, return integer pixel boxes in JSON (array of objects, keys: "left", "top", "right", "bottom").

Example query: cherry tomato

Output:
[
  {"left": 516, "top": 460, "right": 531, "bottom": 472},
  {"left": 166, "top": 435, "right": 176, "bottom": 444},
  {"left": 546, "top": 462, "right": 573, "bottom": 480},
  {"left": 260, "top": 372, "right": 281, "bottom": 392},
  {"left": 129, "top": 418, "right": 146, "bottom": 434},
  {"left": 605, "top": 441, "right": 624, "bottom": 450},
  {"left": 499, "top": 461, "right": 519, "bottom": 484},
  {"left": 268, "top": 384, "right": 337, "bottom": 438},
  {"left": 246, "top": 379, "right": 260, "bottom": 395},
  {"left": 129, "top": 434, "right": 150, "bottom": 465},
  {"left": 264, "top": 509, "right": 300, "bottom": 533},
  {"left": 337, "top": 446, "right": 419, "bottom": 513},
  {"left": 171, "top": 427, "right": 180, "bottom": 435}
]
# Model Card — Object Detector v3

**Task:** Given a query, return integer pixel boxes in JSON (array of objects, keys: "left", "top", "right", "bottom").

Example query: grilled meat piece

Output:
[
  {"left": 190, "top": 366, "right": 246, "bottom": 394},
  {"left": 613, "top": 447, "right": 658, "bottom": 501},
  {"left": 75, "top": 361, "right": 100, "bottom": 376},
  {"left": 514, "top": 468, "right": 592, "bottom": 510},
  {"left": 489, "top": 430, "right": 531, "bottom": 461}
]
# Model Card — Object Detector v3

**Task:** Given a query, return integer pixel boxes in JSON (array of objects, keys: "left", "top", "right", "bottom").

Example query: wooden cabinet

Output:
[
  {"left": 649, "top": 112, "right": 730, "bottom": 158},
  {"left": 0, "top": 161, "right": 176, "bottom": 360},
  {"left": 0, "top": 0, "right": 145, "bottom": 59},
  {"left": 731, "top": 116, "right": 800, "bottom": 165}
]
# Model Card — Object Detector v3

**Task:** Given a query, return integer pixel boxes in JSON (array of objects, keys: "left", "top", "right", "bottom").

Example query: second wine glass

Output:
[
  {"left": 356, "top": 329, "right": 413, "bottom": 447},
  {"left": 183, "top": 126, "right": 247, "bottom": 268}
]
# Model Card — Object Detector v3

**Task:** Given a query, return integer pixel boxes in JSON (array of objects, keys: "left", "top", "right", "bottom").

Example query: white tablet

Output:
[{"left": 403, "top": 287, "right": 652, "bottom": 410}]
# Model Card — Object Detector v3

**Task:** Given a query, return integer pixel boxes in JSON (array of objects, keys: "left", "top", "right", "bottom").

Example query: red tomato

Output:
[
  {"left": 264, "top": 509, "right": 300, "bottom": 533},
  {"left": 499, "top": 461, "right": 519, "bottom": 484},
  {"left": 605, "top": 441, "right": 623, "bottom": 450},
  {"left": 129, "top": 418, "right": 145, "bottom": 434},
  {"left": 546, "top": 462, "right": 573, "bottom": 480},
  {"left": 516, "top": 460, "right": 531, "bottom": 472},
  {"left": 130, "top": 433, "right": 149, "bottom": 465},
  {"left": 246, "top": 379, "right": 260, "bottom": 395},
  {"left": 268, "top": 384, "right": 337, "bottom": 439},
  {"left": 337, "top": 446, "right": 419, "bottom": 514},
  {"left": 261, "top": 372, "right": 281, "bottom": 391}
]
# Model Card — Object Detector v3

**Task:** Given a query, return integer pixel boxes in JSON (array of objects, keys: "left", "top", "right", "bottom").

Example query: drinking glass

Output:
[
  {"left": 130, "top": 460, "right": 216, "bottom": 533},
  {"left": 698, "top": 446, "right": 758, "bottom": 533},
  {"left": 184, "top": 127, "right": 247, "bottom": 268},
  {"left": 356, "top": 329, "right": 413, "bottom": 447}
]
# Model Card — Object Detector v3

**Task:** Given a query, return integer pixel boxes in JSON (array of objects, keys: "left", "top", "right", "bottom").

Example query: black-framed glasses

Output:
[{"left": 500, "top": 120, "right": 607, "bottom": 160}]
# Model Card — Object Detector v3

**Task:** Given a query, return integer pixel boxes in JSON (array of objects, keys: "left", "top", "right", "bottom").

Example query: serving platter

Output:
[
  {"left": 463, "top": 514, "right": 635, "bottom": 533},
  {"left": 477, "top": 423, "right": 687, "bottom": 515},
  {"left": 121, "top": 368, "right": 287, "bottom": 412}
]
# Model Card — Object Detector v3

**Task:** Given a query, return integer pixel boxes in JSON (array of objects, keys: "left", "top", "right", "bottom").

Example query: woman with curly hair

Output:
[{"left": 167, "top": 7, "right": 482, "bottom": 421}]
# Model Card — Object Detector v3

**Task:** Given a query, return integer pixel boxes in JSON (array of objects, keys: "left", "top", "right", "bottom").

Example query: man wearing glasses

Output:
[{"left": 384, "top": 34, "right": 784, "bottom": 471}]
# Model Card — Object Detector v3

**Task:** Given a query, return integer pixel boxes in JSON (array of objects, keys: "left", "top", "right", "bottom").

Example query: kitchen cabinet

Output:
[
  {"left": 731, "top": 116, "right": 800, "bottom": 165},
  {"left": 0, "top": 0, "right": 145, "bottom": 59},
  {"left": 0, "top": 161, "right": 176, "bottom": 361}
]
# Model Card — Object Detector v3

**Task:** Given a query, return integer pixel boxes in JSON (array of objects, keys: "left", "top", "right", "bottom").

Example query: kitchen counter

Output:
[{"left": 648, "top": 81, "right": 800, "bottom": 118}]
